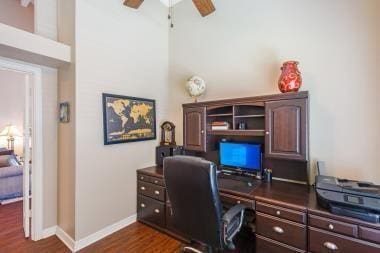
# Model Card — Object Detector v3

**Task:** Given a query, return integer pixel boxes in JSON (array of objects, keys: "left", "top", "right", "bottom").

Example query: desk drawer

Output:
[
  {"left": 256, "top": 234, "right": 305, "bottom": 253},
  {"left": 256, "top": 212, "right": 306, "bottom": 250},
  {"left": 359, "top": 226, "right": 380, "bottom": 244},
  {"left": 308, "top": 214, "right": 358, "bottom": 238},
  {"left": 219, "top": 193, "right": 254, "bottom": 209},
  {"left": 137, "top": 181, "right": 165, "bottom": 201},
  {"left": 137, "top": 174, "right": 165, "bottom": 186},
  {"left": 137, "top": 195, "right": 165, "bottom": 227},
  {"left": 309, "top": 227, "right": 380, "bottom": 253},
  {"left": 256, "top": 202, "right": 306, "bottom": 224}
]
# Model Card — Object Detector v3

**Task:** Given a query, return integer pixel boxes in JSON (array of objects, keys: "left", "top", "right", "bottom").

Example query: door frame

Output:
[{"left": 0, "top": 57, "right": 44, "bottom": 241}]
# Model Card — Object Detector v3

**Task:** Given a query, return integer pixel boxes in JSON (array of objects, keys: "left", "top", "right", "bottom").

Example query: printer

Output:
[{"left": 316, "top": 175, "right": 380, "bottom": 223}]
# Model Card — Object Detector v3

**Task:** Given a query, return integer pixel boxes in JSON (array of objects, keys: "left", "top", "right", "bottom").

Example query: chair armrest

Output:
[
  {"left": 222, "top": 204, "right": 245, "bottom": 224},
  {"left": 222, "top": 204, "right": 246, "bottom": 250}
]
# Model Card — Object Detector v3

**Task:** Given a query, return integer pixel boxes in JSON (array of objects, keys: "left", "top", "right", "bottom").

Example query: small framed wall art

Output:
[{"left": 59, "top": 102, "right": 70, "bottom": 123}]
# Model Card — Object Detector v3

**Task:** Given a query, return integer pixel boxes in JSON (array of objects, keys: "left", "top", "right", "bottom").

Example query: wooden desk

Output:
[{"left": 137, "top": 166, "right": 380, "bottom": 253}]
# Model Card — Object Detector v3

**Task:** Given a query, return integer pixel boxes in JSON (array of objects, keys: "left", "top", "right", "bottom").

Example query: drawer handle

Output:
[
  {"left": 154, "top": 180, "right": 159, "bottom": 184},
  {"left": 276, "top": 210, "right": 281, "bottom": 216},
  {"left": 154, "top": 190, "right": 160, "bottom": 195},
  {"left": 323, "top": 242, "right": 338, "bottom": 251},
  {"left": 140, "top": 203, "right": 146, "bottom": 208},
  {"left": 154, "top": 209, "right": 160, "bottom": 214},
  {"left": 273, "top": 226, "right": 284, "bottom": 234},
  {"left": 140, "top": 176, "right": 144, "bottom": 180},
  {"left": 328, "top": 224, "right": 334, "bottom": 230},
  {"left": 236, "top": 200, "right": 241, "bottom": 204},
  {"left": 140, "top": 186, "right": 146, "bottom": 191}
]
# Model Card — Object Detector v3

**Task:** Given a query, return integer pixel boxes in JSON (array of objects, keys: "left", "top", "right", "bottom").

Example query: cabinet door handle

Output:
[
  {"left": 323, "top": 242, "right": 338, "bottom": 251},
  {"left": 328, "top": 224, "right": 334, "bottom": 230},
  {"left": 140, "top": 186, "right": 146, "bottom": 191},
  {"left": 154, "top": 180, "right": 159, "bottom": 184},
  {"left": 140, "top": 176, "right": 144, "bottom": 180},
  {"left": 265, "top": 131, "right": 270, "bottom": 135},
  {"left": 140, "top": 203, "right": 146, "bottom": 208},
  {"left": 236, "top": 200, "right": 241, "bottom": 204},
  {"left": 154, "top": 209, "right": 160, "bottom": 214},
  {"left": 276, "top": 210, "right": 281, "bottom": 216},
  {"left": 273, "top": 226, "right": 284, "bottom": 234},
  {"left": 154, "top": 190, "right": 160, "bottom": 195},
  {"left": 201, "top": 130, "right": 205, "bottom": 134}
]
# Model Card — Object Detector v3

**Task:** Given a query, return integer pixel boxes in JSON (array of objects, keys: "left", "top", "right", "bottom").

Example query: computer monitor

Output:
[{"left": 219, "top": 142, "right": 262, "bottom": 173}]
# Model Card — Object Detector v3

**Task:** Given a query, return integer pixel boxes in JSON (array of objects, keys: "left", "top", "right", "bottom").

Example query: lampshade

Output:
[{"left": 0, "top": 124, "right": 22, "bottom": 138}]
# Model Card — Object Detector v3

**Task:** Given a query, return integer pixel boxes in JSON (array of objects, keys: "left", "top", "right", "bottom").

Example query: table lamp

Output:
[{"left": 0, "top": 124, "right": 22, "bottom": 151}]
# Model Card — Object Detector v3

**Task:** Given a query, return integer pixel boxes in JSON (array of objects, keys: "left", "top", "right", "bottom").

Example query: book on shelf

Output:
[
  {"left": 211, "top": 126, "right": 230, "bottom": 131},
  {"left": 211, "top": 121, "right": 229, "bottom": 126},
  {"left": 211, "top": 121, "right": 230, "bottom": 130}
]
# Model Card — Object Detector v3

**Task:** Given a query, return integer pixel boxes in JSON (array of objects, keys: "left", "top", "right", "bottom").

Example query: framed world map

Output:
[{"left": 102, "top": 93, "right": 156, "bottom": 145}]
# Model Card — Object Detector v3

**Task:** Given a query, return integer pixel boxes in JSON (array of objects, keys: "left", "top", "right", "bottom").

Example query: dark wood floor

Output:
[
  {"left": 0, "top": 201, "right": 70, "bottom": 253},
  {"left": 0, "top": 201, "right": 181, "bottom": 253},
  {"left": 0, "top": 202, "right": 253, "bottom": 252}
]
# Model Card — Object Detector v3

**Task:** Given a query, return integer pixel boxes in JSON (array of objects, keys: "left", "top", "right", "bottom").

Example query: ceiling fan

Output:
[{"left": 123, "top": 0, "right": 216, "bottom": 17}]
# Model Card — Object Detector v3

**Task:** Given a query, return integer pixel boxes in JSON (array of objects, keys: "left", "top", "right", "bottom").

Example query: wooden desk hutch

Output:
[{"left": 137, "top": 91, "right": 380, "bottom": 252}]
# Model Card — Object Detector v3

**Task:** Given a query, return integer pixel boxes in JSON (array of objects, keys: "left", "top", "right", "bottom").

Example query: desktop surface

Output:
[
  {"left": 138, "top": 165, "right": 380, "bottom": 230},
  {"left": 217, "top": 172, "right": 260, "bottom": 195}
]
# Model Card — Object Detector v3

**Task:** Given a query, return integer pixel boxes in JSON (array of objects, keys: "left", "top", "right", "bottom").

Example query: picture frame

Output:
[
  {"left": 59, "top": 102, "right": 70, "bottom": 123},
  {"left": 102, "top": 93, "right": 156, "bottom": 145}
]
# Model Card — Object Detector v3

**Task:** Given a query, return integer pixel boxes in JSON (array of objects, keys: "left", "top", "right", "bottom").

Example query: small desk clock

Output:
[{"left": 160, "top": 121, "right": 176, "bottom": 146}]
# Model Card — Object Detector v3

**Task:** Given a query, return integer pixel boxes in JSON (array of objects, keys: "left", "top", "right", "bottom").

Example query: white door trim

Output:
[{"left": 0, "top": 56, "right": 44, "bottom": 241}]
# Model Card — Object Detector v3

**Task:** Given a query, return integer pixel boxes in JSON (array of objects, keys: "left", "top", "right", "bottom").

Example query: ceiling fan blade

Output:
[
  {"left": 192, "top": 0, "right": 215, "bottom": 17},
  {"left": 123, "top": 0, "right": 144, "bottom": 9}
]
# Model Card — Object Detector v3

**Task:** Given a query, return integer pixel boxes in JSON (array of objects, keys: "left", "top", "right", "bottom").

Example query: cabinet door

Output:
[
  {"left": 265, "top": 99, "right": 308, "bottom": 161},
  {"left": 183, "top": 107, "right": 206, "bottom": 152},
  {"left": 137, "top": 195, "right": 165, "bottom": 227}
]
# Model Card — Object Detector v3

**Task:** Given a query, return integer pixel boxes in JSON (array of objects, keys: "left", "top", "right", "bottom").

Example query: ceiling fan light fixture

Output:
[
  {"left": 123, "top": 0, "right": 144, "bottom": 9},
  {"left": 192, "top": 0, "right": 216, "bottom": 17},
  {"left": 168, "top": 0, "right": 174, "bottom": 28}
]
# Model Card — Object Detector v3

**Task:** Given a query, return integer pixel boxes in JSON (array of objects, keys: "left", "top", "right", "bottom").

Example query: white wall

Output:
[
  {"left": 169, "top": 0, "right": 380, "bottom": 182},
  {"left": 57, "top": 0, "right": 76, "bottom": 238},
  {"left": 41, "top": 65, "right": 58, "bottom": 230},
  {"left": 0, "top": 69, "right": 25, "bottom": 156},
  {"left": 0, "top": 0, "right": 34, "bottom": 33},
  {"left": 74, "top": 0, "right": 169, "bottom": 240},
  {"left": 34, "top": 0, "right": 58, "bottom": 40}
]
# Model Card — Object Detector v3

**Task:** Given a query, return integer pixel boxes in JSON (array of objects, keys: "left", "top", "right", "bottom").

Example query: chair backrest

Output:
[{"left": 164, "top": 156, "right": 223, "bottom": 249}]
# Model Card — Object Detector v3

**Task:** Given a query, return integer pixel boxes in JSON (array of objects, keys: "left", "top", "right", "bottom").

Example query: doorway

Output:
[{"left": 0, "top": 57, "right": 44, "bottom": 241}]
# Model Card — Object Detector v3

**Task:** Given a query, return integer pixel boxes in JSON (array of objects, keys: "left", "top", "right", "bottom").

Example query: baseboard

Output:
[
  {"left": 74, "top": 213, "right": 137, "bottom": 251},
  {"left": 56, "top": 227, "right": 75, "bottom": 252},
  {"left": 55, "top": 214, "right": 137, "bottom": 252},
  {"left": 42, "top": 226, "right": 57, "bottom": 239}
]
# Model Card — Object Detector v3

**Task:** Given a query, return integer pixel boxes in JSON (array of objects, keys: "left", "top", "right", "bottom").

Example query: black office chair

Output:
[{"left": 164, "top": 156, "right": 246, "bottom": 253}]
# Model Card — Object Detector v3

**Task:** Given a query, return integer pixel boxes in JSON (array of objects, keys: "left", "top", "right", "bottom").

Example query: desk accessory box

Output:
[{"left": 156, "top": 146, "right": 184, "bottom": 167}]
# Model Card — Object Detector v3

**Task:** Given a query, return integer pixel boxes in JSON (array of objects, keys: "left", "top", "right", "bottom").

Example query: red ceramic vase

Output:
[{"left": 278, "top": 61, "right": 302, "bottom": 93}]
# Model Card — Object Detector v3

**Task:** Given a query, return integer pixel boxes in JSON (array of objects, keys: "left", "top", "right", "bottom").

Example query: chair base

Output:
[{"left": 180, "top": 243, "right": 214, "bottom": 253}]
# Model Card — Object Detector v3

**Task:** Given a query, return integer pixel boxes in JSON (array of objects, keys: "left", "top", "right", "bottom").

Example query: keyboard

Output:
[
  {"left": 217, "top": 173, "right": 261, "bottom": 193},
  {"left": 218, "top": 172, "right": 256, "bottom": 183}
]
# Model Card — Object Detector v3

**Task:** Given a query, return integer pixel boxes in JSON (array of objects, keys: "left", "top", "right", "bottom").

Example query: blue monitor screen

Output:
[{"left": 219, "top": 142, "right": 261, "bottom": 172}]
